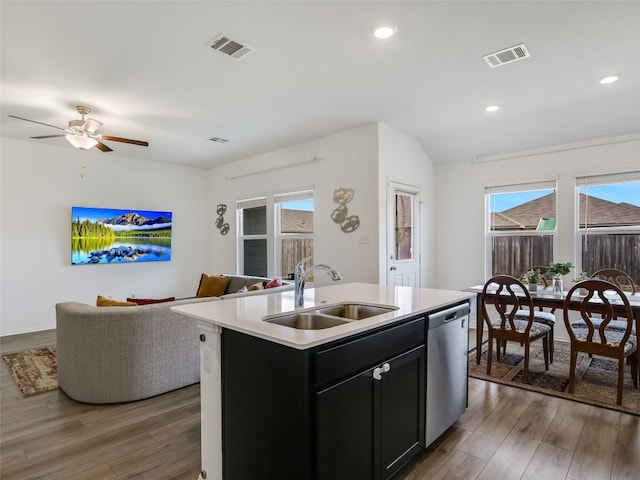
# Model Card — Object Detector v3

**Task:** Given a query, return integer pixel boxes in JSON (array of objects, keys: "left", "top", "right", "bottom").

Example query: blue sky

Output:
[
  {"left": 491, "top": 182, "right": 640, "bottom": 212},
  {"left": 72, "top": 206, "right": 172, "bottom": 222},
  {"left": 282, "top": 199, "right": 314, "bottom": 211}
]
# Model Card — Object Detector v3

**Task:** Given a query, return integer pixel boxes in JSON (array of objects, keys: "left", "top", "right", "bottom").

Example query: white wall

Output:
[
  {"left": 0, "top": 138, "right": 211, "bottom": 335},
  {"left": 206, "top": 124, "right": 380, "bottom": 286},
  {"left": 434, "top": 139, "right": 640, "bottom": 339},
  {"left": 377, "top": 124, "right": 436, "bottom": 287}
]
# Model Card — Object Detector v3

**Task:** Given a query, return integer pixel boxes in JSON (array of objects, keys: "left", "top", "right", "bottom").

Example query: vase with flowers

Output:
[{"left": 548, "top": 261, "right": 574, "bottom": 295}]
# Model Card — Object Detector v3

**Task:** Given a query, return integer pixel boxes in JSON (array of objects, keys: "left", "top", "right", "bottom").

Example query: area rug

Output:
[
  {"left": 469, "top": 340, "right": 640, "bottom": 416},
  {"left": 1, "top": 346, "right": 58, "bottom": 397}
]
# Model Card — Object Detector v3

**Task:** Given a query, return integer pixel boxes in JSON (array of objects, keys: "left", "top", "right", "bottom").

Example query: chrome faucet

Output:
[{"left": 294, "top": 256, "right": 342, "bottom": 307}]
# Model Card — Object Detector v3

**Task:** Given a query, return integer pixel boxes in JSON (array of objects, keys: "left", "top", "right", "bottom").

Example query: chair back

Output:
[
  {"left": 520, "top": 266, "right": 550, "bottom": 287},
  {"left": 563, "top": 279, "right": 635, "bottom": 351},
  {"left": 481, "top": 275, "right": 536, "bottom": 334},
  {"left": 590, "top": 268, "right": 637, "bottom": 293}
]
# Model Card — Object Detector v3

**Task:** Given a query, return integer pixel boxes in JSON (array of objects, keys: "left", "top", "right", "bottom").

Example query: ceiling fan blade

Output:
[
  {"left": 30, "top": 134, "right": 65, "bottom": 139},
  {"left": 101, "top": 135, "right": 149, "bottom": 147},
  {"left": 95, "top": 141, "right": 113, "bottom": 152},
  {"left": 9, "top": 115, "right": 67, "bottom": 131}
]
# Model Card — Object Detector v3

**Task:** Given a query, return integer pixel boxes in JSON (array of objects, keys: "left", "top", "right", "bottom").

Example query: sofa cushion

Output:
[
  {"left": 96, "top": 295, "right": 138, "bottom": 307},
  {"left": 225, "top": 275, "right": 266, "bottom": 293},
  {"left": 126, "top": 296, "right": 176, "bottom": 305},
  {"left": 197, "top": 274, "right": 229, "bottom": 297}
]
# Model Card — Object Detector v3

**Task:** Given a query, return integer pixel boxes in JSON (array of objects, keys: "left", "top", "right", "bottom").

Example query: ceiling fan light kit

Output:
[
  {"left": 9, "top": 105, "right": 148, "bottom": 152},
  {"left": 65, "top": 132, "right": 98, "bottom": 149}
]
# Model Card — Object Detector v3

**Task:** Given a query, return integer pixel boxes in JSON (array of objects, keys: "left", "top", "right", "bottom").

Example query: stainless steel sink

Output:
[
  {"left": 315, "top": 303, "right": 398, "bottom": 320},
  {"left": 264, "top": 312, "right": 350, "bottom": 330},
  {"left": 263, "top": 302, "right": 398, "bottom": 330}
]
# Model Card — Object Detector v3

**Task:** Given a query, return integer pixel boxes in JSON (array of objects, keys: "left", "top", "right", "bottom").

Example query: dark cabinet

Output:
[
  {"left": 316, "top": 345, "right": 425, "bottom": 480},
  {"left": 221, "top": 316, "right": 426, "bottom": 480}
]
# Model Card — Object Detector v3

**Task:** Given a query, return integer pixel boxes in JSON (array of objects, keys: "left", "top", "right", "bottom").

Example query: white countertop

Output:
[{"left": 171, "top": 282, "right": 474, "bottom": 349}]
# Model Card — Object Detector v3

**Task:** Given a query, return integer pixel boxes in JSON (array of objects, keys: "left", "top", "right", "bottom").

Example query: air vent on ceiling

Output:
[
  {"left": 206, "top": 33, "right": 254, "bottom": 60},
  {"left": 482, "top": 43, "right": 530, "bottom": 68}
]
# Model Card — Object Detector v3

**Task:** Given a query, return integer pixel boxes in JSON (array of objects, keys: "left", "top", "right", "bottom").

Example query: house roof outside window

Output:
[{"left": 491, "top": 193, "right": 640, "bottom": 230}]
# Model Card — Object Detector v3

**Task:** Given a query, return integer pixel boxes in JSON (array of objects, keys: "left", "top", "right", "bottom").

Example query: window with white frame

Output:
[
  {"left": 575, "top": 171, "right": 640, "bottom": 287},
  {"left": 237, "top": 190, "right": 314, "bottom": 278},
  {"left": 485, "top": 180, "right": 557, "bottom": 278},
  {"left": 275, "top": 191, "right": 314, "bottom": 279},
  {"left": 237, "top": 197, "right": 268, "bottom": 277}
]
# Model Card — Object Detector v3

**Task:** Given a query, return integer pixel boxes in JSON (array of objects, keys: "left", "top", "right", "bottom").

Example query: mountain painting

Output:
[{"left": 71, "top": 206, "right": 172, "bottom": 265}]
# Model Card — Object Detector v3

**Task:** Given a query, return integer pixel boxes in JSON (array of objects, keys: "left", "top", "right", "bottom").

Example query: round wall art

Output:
[
  {"left": 215, "top": 204, "right": 230, "bottom": 235},
  {"left": 331, "top": 187, "right": 360, "bottom": 233}
]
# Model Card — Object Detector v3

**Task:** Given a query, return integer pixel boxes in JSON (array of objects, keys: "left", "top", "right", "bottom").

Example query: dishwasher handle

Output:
[{"left": 427, "top": 302, "right": 470, "bottom": 329}]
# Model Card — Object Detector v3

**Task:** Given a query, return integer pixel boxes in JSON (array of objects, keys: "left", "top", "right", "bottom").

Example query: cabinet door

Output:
[
  {"left": 380, "top": 346, "right": 425, "bottom": 480},
  {"left": 316, "top": 369, "right": 375, "bottom": 480},
  {"left": 316, "top": 345, "right": 425, "bottom": 480}
]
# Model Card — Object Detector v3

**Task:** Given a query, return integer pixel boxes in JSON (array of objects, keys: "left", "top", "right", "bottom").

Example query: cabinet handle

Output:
[{"left": 373, "top": 362, "right": 391, "bottom": 380}]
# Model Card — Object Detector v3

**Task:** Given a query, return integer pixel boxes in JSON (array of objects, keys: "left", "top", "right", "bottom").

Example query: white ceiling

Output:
[{"left": 2, "top": 1, "right": 639, "bottom": 169}]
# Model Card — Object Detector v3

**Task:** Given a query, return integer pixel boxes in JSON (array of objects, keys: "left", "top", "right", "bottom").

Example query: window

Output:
[
  {"left": 395, "top": 192, "right": 414, "bottom": 261},
  {"left": 485, "top": 180, "right": 557, "bottom": 278},
  {"left": 576, "top": 171, "right": 640, "bottom": 287},
  {"left": 237, "top": 190, "right": 314, "bottom": 278},
  {"left": 276, "top": 191, "right": 314, "bottom": 279},
  {"left": 237, "top": 197, "right": 267, "bottom": 277}
]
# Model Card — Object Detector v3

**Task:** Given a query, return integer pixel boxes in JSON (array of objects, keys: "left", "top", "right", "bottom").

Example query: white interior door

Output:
[{"left": 387, "top": 182, "right": 421, "bottom": 287}]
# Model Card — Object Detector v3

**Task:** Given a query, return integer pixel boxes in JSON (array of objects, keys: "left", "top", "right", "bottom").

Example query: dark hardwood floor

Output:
[{"left": 1, "top": 329, "right": 638, "bottom": 480}]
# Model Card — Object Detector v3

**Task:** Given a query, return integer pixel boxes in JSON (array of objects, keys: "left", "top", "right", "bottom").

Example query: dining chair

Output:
[
  {"left": 563, "top": 279, "right": 638, "bottom": 405},
  {"left": 590, "top": 268, "right": 637, "bottom": 293},
  {"left": 481, "top": 275, "right": 550, "bottom": 384},
  {"left": 571, "top": 268, "right": 637, "bottom": 334},
  {"left": 517, "top": 266, "right": 557, "bottom": 362}
]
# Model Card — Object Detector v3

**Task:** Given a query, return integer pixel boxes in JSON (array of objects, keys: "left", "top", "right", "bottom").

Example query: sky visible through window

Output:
[
  {"left": 491, "top": 182, "right": 640, "bottom": 213},
  {"left": 282, "top": 199, "right": 314, "bottom": 211}
]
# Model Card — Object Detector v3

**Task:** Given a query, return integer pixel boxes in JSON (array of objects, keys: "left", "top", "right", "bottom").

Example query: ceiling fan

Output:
[{"left": 9, "top": 105, "right": 149, "bottom": 152}]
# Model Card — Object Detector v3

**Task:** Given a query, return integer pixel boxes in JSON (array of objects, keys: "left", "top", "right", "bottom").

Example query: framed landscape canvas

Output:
[{"left": 71, "top": 206, "right": 172, "bottom": 265}]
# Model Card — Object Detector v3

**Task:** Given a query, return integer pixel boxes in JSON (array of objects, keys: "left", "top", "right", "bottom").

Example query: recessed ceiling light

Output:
[
  {"left": 374, "top": 25, "right": 397, "bottom": 39},
  {"left": 598, "top": 74, "right": 620, "bottom": 84},
  {"left": 485, "top": 105, "right": 500, "bottom": 113}
]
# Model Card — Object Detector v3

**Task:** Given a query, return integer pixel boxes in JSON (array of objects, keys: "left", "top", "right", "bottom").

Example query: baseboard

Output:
[{"left": 0, "top": 327, "right": 56, "bottom": 338}]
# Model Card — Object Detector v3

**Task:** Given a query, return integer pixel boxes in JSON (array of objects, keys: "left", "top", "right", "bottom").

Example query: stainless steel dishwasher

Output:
[{"left": 425, "top": 301, "right": 470, "bottom": 446}]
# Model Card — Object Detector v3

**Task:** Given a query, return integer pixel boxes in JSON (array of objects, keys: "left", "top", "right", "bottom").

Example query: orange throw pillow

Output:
[
  {"left": 196, "top": 274, "right": 229, "bottom": 298},
  {"left": 96, "top": 295, "right": 138, "bottom": 307}
]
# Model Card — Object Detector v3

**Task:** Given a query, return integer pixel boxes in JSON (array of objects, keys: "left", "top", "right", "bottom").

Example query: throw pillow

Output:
[
  {"left": 265, "top": 277, "right": 283, "bottom": 289},
  {"left": 126, "top": 297, "right": 176, "bottom": 305},
  {"left": 96, "top": 295, "right": 138, "bottom": 307},
  {"left": 248, "top": 282, "right": 264, "bottom": 291},
  {"left": 196, "top": 274, "right": 229, "bottom": 298}
]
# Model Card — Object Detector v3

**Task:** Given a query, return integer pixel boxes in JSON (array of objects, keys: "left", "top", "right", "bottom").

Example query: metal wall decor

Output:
[
  {"left": 331, "top": 187, "right": 360, "bottom": 233},
  {"left": 215, "top": 204, "right": 230, "bottom": 235}
]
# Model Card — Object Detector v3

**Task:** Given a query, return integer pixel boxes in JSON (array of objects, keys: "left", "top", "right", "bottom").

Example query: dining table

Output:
[{"left": 466, "top": 284, "right": 640, "bottom": 364}]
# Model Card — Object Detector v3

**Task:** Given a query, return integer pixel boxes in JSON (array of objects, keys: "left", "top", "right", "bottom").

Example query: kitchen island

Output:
[{"left": 172, "top": 282, "right": 473, "bottom": 480}]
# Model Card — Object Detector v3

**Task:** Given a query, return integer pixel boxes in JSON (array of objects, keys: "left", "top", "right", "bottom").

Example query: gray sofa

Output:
[{"left": 56, "top": 275, "right": 292, "bottom": 404}]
